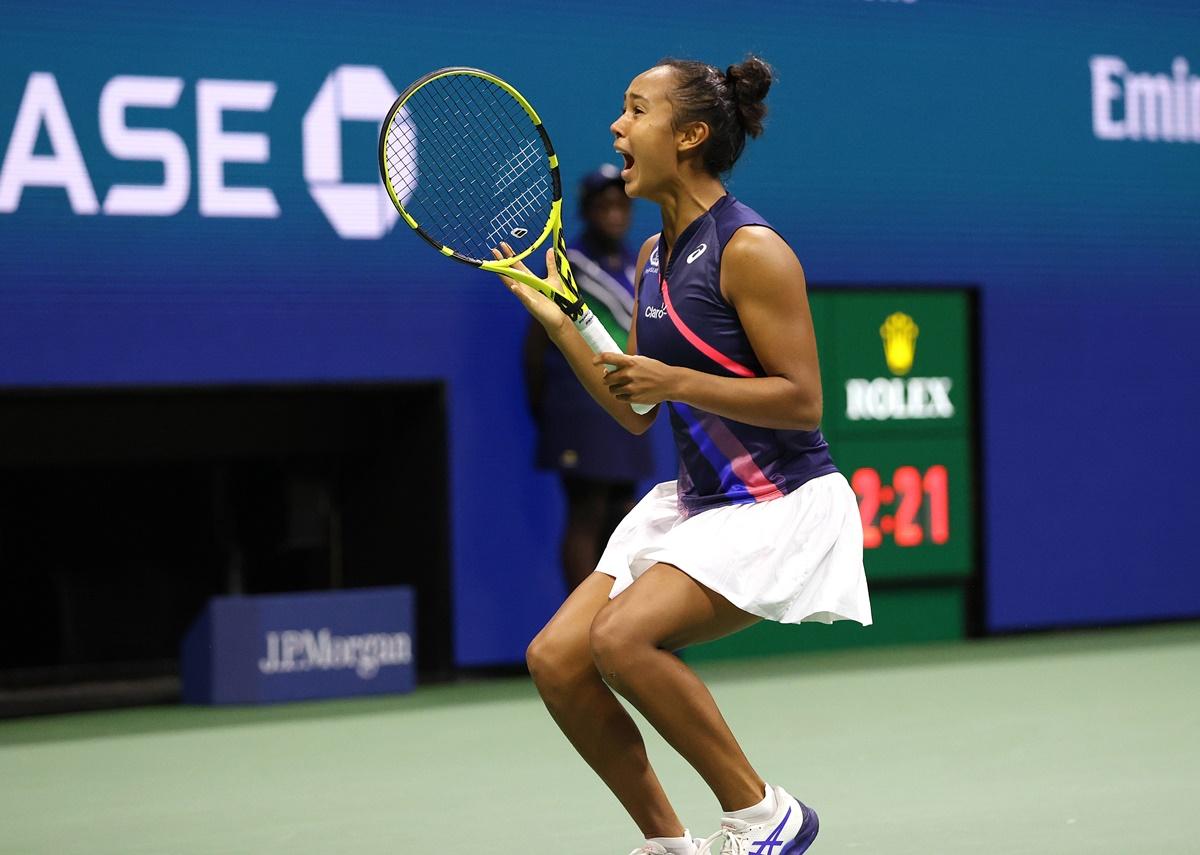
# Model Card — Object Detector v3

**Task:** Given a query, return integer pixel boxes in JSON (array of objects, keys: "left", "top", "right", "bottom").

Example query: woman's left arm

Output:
[{"left": 596, "top": 226, "right": 822, "bottom": 430}]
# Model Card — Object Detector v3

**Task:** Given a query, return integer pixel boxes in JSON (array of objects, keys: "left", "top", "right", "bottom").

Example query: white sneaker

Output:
[
  {"left": 696, "top": 786, "right": 819, "bottom": 855},
  {"left": 626, "top": 836, "right": 706, "bottom": 855}
]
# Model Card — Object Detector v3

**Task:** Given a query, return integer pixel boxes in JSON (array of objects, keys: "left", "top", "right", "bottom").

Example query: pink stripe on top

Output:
[{"left": 661, "top": 279, "right": 756, "bottom": 378}]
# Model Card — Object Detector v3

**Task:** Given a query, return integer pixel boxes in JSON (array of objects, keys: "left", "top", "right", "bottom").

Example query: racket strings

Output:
[
  {"left": 486, "top": 176, "right": 551, "bottom": 248},
  {"left": 383, "top": 73, "right": 554, "bottom": 262},
  {"left": 492, "top": 139, "right": 541, "bottom": 193}
]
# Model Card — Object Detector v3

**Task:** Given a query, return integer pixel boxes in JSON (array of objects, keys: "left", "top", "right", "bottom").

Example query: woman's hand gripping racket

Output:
[{"left": 378, "top": 66, "right": 652, "bottom": 415}]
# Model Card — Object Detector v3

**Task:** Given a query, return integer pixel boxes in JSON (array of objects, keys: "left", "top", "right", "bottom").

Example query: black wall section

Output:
[{"left": 0, "top": 384, "right": 452, "bottom": 700}]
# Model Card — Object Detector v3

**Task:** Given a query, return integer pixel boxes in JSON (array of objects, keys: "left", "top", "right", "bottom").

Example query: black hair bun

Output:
[{"left": 725, "top": 55, "right": 772, "bottom": 138}]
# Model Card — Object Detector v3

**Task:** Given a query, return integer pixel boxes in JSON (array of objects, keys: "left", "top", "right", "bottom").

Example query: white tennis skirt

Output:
[{"left": 596, "top": 472, "right": 873, "bottom": 626}]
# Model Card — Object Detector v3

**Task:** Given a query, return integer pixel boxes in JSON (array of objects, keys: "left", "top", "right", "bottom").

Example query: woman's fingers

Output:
[
  {"left": 593, "top": 352, "right": 633, "bottom": 369},
  {"left": 489, "top": 248, "right": 518, "bottom": 289},
  {"left": 490, "top": 245, "right": 569, "bottom": 333},
  {"left": 494, "top": 242, "right": 544, "bottom": 289},
  {"left": 501, "top": 242, "right": 535, "bottom": 274},
  {"left": 544, "top": 248, "right": 562, "bottom": 286},
  {"left": 602, "top": 369, "right": 630, "bottom": 393}
]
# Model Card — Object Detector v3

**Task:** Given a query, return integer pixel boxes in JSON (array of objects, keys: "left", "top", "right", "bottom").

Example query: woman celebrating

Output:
[{"left": 496, "top": 56, "right": 871, "bottom": 855}]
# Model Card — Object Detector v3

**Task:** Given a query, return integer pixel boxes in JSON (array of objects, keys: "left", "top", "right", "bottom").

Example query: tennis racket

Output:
[{"left": 378, "top": 66, "right": 653, "bottom": 415}]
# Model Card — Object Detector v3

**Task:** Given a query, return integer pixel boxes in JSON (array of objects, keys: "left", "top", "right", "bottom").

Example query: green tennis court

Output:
[{"left": 2, "top": 623, "right": 1195, "bottom": 855}]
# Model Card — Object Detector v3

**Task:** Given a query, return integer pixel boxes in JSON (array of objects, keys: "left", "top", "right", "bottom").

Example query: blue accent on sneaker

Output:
[
  {"left": 780, "top": 802, "right": 819, "bottom": 855},
  {"left": 749, "top": 806, "right": 792, "bottom": 855}
]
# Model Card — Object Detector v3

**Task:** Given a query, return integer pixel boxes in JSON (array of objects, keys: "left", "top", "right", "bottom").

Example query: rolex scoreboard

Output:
[
  {"left": 812, "top": 288, "right": 978, "bottom": 585},
  {"left": 687, "top": 286, "right": 980, "bottom": 662}
]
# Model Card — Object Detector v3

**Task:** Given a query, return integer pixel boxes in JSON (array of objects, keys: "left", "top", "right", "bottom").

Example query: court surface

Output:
[{"left": 1, "top": 623, "right": 1195, "bottom": 855}]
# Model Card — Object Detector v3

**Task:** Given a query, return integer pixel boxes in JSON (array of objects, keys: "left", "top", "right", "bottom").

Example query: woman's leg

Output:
[
  {"left": 526, "top": 571, "right": 686, "bottom": 838},
  {"left": 588, "top": 563, "right": 766, "bottom": 812}
]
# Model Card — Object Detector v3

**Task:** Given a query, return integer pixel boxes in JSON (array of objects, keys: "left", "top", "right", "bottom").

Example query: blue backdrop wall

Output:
[{"left": 2, "top": 0, "right": 1197, "bottom": 664}]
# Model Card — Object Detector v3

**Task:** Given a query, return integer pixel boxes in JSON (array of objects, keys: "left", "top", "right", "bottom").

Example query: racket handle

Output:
[{"left": 573, "top": 310, "right": 654, "bottom": 416}]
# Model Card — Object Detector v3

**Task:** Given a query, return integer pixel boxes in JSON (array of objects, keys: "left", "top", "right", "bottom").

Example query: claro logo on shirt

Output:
[{"left": 644, "top": 303, "right": 667, "bottom": 319}]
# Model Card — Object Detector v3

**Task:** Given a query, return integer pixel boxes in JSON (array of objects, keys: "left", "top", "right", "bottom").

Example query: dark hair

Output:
[{"left": 654, "top": 55, "right": 772, "bottom": 176}]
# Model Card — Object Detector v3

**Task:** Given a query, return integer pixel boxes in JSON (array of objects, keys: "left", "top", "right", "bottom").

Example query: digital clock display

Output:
[
  {"left": 833, "top": 436, "right": 974, "bottom": 580},
  {"left": 852, "top": 464, "right": 950, "bottom": 549}
]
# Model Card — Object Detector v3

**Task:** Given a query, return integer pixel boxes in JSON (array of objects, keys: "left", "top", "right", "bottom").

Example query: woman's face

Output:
[{"left": 610, "top": 66, "right": 681, "bottom": 200}]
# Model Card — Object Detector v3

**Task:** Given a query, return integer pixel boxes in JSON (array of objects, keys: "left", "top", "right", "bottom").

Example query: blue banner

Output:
[
  {"left": 3, "top": 0, "right": 1199, "bottom": 652},
  {"left": 181, "top": 587, "right": 415, "bottom": 705}
]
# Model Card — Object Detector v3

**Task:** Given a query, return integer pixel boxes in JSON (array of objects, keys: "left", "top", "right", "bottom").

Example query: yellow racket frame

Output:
[
  {"left": 379, "top": 67, "right": 652, "bottom": 415},
  {"left": 379, "top": 67, "right": 578, "bottom": 308}
]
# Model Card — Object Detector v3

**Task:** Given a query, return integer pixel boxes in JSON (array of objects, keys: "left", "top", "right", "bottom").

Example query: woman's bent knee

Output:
[
  {"left": 527, "top": 628, "right": 595, "bottom": 698},
  {"left": 589, "top": 606, "right": 646, "bottom": 690},
  {"left": 525, "top": 631, "right": 556, "bottom": 684}
]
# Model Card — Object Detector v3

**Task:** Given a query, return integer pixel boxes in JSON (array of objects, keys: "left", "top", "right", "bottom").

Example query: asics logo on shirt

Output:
[
  {"left": 686, "top": 243, "right": 708, "bottom": 263},
  {"left": 644, "top": 304, "right": 667, "bottom": 319}
]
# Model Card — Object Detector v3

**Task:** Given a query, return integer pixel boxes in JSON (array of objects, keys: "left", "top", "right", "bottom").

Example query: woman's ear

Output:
[{"left": 676, "top": 121, "right": 710, "bottom": 156}]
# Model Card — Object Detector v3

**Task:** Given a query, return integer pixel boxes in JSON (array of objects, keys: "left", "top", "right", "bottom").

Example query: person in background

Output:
[{"left": 523, "top": 164, "right": 655, "bottom": 592}]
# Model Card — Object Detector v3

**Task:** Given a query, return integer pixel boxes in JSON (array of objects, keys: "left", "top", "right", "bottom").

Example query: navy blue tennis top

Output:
[{"left": 635, "top": 194, "right": 838, "bottom": 515}]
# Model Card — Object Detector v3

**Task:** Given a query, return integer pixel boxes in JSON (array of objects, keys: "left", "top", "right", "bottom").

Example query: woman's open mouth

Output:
[{"left": 619, "top": 152, "right": 635, "bottom": 179}]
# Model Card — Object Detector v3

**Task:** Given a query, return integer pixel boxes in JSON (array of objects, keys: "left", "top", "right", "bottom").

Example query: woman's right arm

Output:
[{"left": 495, "top": 240, "right": 659, "bottom": 435}]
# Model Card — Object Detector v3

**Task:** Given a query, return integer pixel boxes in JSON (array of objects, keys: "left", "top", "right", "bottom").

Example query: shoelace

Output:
[
  {"left": 695, "top": 825, "right": 748, "bottom": 855},
  {"left": 626, "top": 845, "right": 668, "bottom": 855}
]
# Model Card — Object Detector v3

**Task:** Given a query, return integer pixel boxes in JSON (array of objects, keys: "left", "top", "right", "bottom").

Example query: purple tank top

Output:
[{"left": 636, "top": 194, "right": 838, "bottom": 515}]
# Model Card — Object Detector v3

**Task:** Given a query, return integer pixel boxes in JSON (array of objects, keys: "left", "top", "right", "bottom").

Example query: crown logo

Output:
[{"left": 880, "top": 312, "right": 919, "bottom": 376}]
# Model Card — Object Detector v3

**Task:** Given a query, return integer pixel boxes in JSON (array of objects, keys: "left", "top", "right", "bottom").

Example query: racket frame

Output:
[
  {"left": 379, "top": 67, "right": 569, "bottom": 301},
  {"left": 379, "top": 67, "right": 653, "bottom": 415}
]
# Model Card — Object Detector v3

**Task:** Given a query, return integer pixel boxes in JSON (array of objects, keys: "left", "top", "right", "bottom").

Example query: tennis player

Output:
[{"left": 497, "top": 56, "right": 871, "bottom": 855}]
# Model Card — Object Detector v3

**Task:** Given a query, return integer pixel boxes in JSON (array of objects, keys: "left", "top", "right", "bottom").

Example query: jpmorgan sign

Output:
[
  {"left": 0, "top": 65, "right": 407, "bottom": 239},
  {"left": 182, "top": 587, "right": 416, "bottom": 705},
  {"left": 258, "top": 628, "right": 413, "bottom": 680}
]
